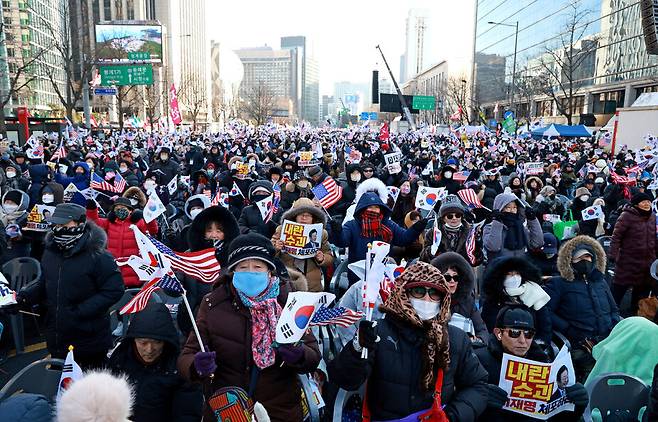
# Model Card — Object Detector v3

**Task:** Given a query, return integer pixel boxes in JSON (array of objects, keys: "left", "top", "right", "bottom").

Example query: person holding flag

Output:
[
  {"left": 53, "top": 161, "right": 90, "bottom": 206},
  {"left": 238, "top": 181, "right": 282, "bottom": 238},
  {"left": 16, "top": 203, "right": 124, "bottom": 369},
  {"left": 177, "top": 233, "right": 321, "bottom": 421}
]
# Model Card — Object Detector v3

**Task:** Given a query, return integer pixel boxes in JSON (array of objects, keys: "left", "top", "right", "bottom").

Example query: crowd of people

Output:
[{"left": 0, "top": 120, "right": 657, "bottom": 422}]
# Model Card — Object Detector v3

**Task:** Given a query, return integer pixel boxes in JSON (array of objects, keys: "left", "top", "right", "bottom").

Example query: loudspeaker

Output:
[
  {"left": 640, "top": 0, "right": 658, "bottom": 54},
  {"left": 372, "top": 71, "right": 379, "bottom": 104}
]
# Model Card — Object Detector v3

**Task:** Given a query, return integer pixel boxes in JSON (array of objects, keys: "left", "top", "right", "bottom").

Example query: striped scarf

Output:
[
  {"left": 360, "top": 210, "right": 393, "bottom": 242},
  {"left": 52, "top": 224, "right": 86, "bottom": 251}
]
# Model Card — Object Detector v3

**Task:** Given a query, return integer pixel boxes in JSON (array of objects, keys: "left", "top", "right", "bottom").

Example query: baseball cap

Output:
[
  {"left": 542, "top": 233, "right": 558, "bottom": 255},
  {"left": 495, "top": 306, "right": 535, "bottom": 330},
  {"left": 47, "top": 203, "right": 86, "bottom": 225}
]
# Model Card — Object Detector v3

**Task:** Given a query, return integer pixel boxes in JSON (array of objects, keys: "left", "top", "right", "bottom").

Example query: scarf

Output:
[
  {"left": 237, "top": 278, "right": 282, "bottom": 369},
  {"left": 360, "top": 210, "right": 393, "bottom": 242},
  {"left": 52, "top": 224, "right": 86, "bottom": 251},
  {"left": 379, "top": 263, "right": 451, "bottom": 391},
  {"left": 500, "top": 212, "right": 527, "bottom": 251},
  {"left": 0, "top": 208, "right": 24, "bottom": 226}
]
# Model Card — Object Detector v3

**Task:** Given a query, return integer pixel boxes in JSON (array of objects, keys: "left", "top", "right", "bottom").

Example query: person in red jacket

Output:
[{"left": 86, "top": 197, "right": 158, "bottom": 287}]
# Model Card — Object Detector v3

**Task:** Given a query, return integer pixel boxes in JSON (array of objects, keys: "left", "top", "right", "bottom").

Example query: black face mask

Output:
[
  {"left": 572, "top": 260, "right": 593, "bottom": 277},
  {"left": 251, "top": 194, "right": 270, "bottom": 203}
]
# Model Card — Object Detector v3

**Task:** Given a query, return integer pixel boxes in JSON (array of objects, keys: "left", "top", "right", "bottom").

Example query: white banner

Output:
[{"left": 280, "top": 220, "right": 323, "bottom": 259}]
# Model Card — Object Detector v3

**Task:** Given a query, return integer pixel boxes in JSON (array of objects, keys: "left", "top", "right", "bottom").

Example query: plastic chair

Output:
[
  {"left": 585, "top": 372, "right": 649, "bottom": 422},
  {"left": 328, "top": 260, "right": 349, "bottom": 296},
  {"left": 2, "top": 257, "right": 42, "bottom": 354},
  {"left": 299, "top": 374, "right": 321, "bottom": 422},
  {"left": 332, "top": 385, "right": 366, "bottom": 422},
  {"left": 0, "top": 358, "right": 64, "bottom": 402}
]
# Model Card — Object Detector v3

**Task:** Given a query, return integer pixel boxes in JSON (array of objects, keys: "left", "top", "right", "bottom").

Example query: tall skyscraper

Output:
[
  {"left": 281, "top": 36, "right": 319, "bottom": 125},
  {"left": 400, "top": 8, "right": 430, "bottom": 83}
]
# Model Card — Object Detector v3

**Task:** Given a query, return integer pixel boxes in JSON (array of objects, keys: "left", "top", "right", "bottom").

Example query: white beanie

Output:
[{"left": 57, "top": 371, "right": 133, "bottom": 422}]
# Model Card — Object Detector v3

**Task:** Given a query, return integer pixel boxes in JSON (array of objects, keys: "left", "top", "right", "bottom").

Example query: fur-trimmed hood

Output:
[
  {"left": 482, "top": 256, "right": 542, "bottom": 305},
  {"left": 56, "top": 371, "right": 133, "bottom": 422},
  {"left": 430, "top": 252, "right": 475, "bottom": 301},
  {"left": 281, "top": 197, "right": 326, "bottom": 225},
  {"left": 556, "top": 235, "right": 606, "bottom": 281},
  {"left": 184, "top": 194, "right": 211, "bottom": 219},
  {"left": 525, "top": 176, "right": 544, "bottom": 191},
  {"left": 286, "top": 267, "right": 309, "bottom": 292},
  {"left": 122, "top": 186, "right": 147, "bottom": 208},
  {"left": 354, "top": 177, "right": 388, "bottom": 205}
]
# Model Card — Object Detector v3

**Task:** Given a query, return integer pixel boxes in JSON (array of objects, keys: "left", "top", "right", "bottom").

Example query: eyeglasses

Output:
[
  {"left": 445, "top": 213, "right": 462, "bottom": 219},
  {"left": 443, "top": 274, "right": 460, "bottom": 283},
  {"left": 407, "top": 286, "right": 442, "bottom": 301},
  {"left": 504, "top": 329, "right": 535, "bottom": 340}
]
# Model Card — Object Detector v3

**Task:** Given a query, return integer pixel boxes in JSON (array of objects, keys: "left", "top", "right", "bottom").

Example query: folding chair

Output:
[
  {"left": 2, "top": 257, "right": 42, "bottom": 354},
  {"left": 299, "top": 374, "right": 321, "bottom": 422},
  {"left": 585, "top": 372, "right": 649, "bottom": 422},
  {"left": 332, "top": 384, "right": 366, "bottom": 422},
  {"left": 0, "top": 358, "right": 64, "bottom": 402}
]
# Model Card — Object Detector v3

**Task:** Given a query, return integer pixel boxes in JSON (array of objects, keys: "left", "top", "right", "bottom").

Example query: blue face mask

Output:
[{"left": 232, "top": 271, "right": 269, "bottom": 298}]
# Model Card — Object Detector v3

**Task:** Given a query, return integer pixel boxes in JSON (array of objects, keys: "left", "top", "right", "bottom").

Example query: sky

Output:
[{"left": 207, "top": 0, "right": 475, "bottom": 95}]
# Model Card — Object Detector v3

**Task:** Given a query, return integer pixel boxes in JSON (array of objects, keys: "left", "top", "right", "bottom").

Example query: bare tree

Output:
[
  {"left": 445, "top": 76, "right": 472, "bottom": 125},
  {"left": 116, "top": 85, "right": 137, "bottom": 130},
  {"left": 241, "top": 81, "right": 275, "bottom": 126},
  {"left": 140, "top": 85, "right": 162, "bottom": 133},
  {"left": 537, "top": 0, "right": 598, "bottom": 125},
  {"left": 178, "top": 74, "right": 207, "bottom": 130},
  {"left": 515, "top": 66, "right": 544, "bottom": 121}
]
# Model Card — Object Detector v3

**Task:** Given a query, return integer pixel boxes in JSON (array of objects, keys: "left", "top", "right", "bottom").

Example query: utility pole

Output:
[
  {"left": 76, "top": 0, "right": 90, "bottom": 129},
  {"left": 375, "top": 45, "right": 416, "bottom": 130}
]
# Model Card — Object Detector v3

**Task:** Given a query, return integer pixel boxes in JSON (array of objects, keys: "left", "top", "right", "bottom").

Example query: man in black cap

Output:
[
  {"left": 475, "top": 306, "right": 589, "bottom": 421},
  {"left": 18, "top": 203, "right": 124, "bottom": 369}
]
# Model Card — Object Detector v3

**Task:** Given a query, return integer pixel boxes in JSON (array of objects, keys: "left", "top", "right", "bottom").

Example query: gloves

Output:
[
  {"left": 565, "top": 383, "right": 589, "bottom": 408},
  {"left": 357, "top": 320, "right": 380, "bottom": 350},
  {"left": 411, "top": 218, "right": 429, "bottom": 232},
  {"left": 486, "top": 384, "right": 509, "bottom": 409},
  {"left": 129, "top": 209, "right": 144, "bottom": 223},
  {"left": 329, "top": 218, "right": 343, "bottom": 236},
  {"left": 525, "top": 208, "right": 537, "bottom": 220},
  {"left": 193, "top": 348, "right": 217, "bottom": 377},
  {"left": 86, "top": 199, "right": 97, "bottom": 210},
  {"left": 490, "top": 210, "right": 501, "bottom": 221},
  {"left": 277, "top": 344, "right": 305, "bottom": 364},
  {"left": 5, "top": 224, "right": 21, "bottom": 239}
]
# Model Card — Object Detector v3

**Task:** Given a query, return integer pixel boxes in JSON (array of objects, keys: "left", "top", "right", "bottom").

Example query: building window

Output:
[
  {"left": 592, "top": 90, "right": 624, "bottom": 114},
  {"left": 561, "top": 96, "right": 585, "bottom": 116},
  {"left": 536, "top": 100, "right": 553, "bottom": 117},
  {"left": 636, "top": 85, "right": 658, "bottom": 96},
  {"left": 103, "top": 0, "right": 111, "bottom": 19}
]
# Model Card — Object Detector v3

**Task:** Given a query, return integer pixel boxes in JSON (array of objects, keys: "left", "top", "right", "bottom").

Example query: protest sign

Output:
[
  {"left": 384, "top": 152, "right": 402, "bottom": 174},
  {"left": 346, "top": 149, "right": 362, "bottom": 164},
  {"left": 498, "top": 346, "right": 576, "bottom": 419},
  {"left": 234, "top": 162, "right": 250, "bottom": 180},
  {"left": 298, "top": 151, "right": 320, "bottom": 167},
  {"left": 280, "top": 220, "right": 324, "bottom": 259},
  {"left": 275, "top": 291, "right": 335, "bottom": 344},
  {"left": 526, "top": 162, "right": 544, "bottom": 175},
  {"left": 63, "top": 183, "right": 78, "bottom": 202},
  {"left": 24, "top": 205, "right": 56, "bottom": 232}
]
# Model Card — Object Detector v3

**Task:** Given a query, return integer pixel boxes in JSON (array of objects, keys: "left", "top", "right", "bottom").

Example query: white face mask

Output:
[
  {"left": 409, "top": 298, "right": 441, "bottom": 321},
  {"left": 350, "top": 174, "right": 361, "bottom": 183},
  {"left": 504, "top": 274, "right": 523, "bottom": 290},
  {"left": 5, "top": 171, "right": 16, "bottom": 179},
  {"left": 580, "top": 195, "right": 590, "bottom": 202},
  {"left": 42, "top": 194, "right": 54, "bottom": 204},
  {"left": 190, "top": 208, "right": 203, "bottom": 219},
  {"left": 3, "top": 204, "right": 18, "bottom": 213},
  {"left": 144, "top": 181, "right": 156, "bottom": 191},
  {"left": 119, "top": 166, "right": 128, "bottom": 173},
  {"left": 444, "top": 171, "right": 453, "bottom": 179},
  {"left": 129, "top": 198, "right": 139, "bottom": 206}
]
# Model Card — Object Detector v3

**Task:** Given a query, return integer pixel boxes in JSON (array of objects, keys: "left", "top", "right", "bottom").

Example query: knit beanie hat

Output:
[
  {"left": 631, "top": 192, "right": 652, "bottom": 206},
  {"left": 574, "top": 187, "right": 591, "bottom": 198},
  {"left": 226, "top": 233, "right": 276, "bottom": 271},
  {"left": 439, "top": 195, "right": 465, "bottom": 217}
]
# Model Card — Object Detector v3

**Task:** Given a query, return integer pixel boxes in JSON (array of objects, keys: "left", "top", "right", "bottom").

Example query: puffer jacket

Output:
[
  {"left": 177, "top": 278, "right": 321, "bottom": 422},
  {"left": 544, "top": 236, "right": 621, "bottom": 345},
  {"left": 86, "top": 206, "right": 158, "bottom": 287},
  {"left": 54, "top": 161, "right": 90, "bottom": 206},
  {"left": 328, "top": 318, "right": 488, "bottom": 421},
  {"left": 272, "top": 198, "right": 334, "bottom": 292},
  {"left": 27, "top": 164, "right": 51, "bottom": 207},
  {"left": 109, "top": 303, "right": 203, "bottom": 422},
  {"left": 0, "top": 393, "right": 52, "bottom": 422},
  {"left": 609, "top": 205, "right": 658, "bottom": 287}
]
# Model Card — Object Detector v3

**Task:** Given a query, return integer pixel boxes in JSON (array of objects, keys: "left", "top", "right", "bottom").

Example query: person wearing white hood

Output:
[
  {"left": 0, "top": 189, "right": 30, "bottom": 262},
  {"left": 167, "top": 193, "right": 211, "bottom": 251}
]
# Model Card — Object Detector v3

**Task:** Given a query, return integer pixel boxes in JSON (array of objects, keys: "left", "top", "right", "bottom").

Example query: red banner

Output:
[{"left": 169, "top": 84, "right": 182, "bottom": 125}]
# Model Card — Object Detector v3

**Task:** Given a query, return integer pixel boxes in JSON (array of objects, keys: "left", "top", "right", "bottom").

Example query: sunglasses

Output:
[
  {"left": 408, "top": 286, "right": 442, "bottom": 301},
  {"left": 505, "top": 329, "right": 535, "bottom": 339},
  {"left": 445, "top": 213, "right": 462, "bottom": 219},
  {"left": 443, "top": 274, "right": 460, "bottom": 283},
  {"left": 363, "top": 169, "right": 374, "bottom": 173}
]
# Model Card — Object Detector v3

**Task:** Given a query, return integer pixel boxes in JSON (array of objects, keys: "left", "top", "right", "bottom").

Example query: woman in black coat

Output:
[{"left": 109, "top": 303, "right": 203, "bottom": 422}]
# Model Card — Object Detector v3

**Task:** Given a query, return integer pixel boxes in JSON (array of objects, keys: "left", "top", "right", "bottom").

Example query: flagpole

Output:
[
  {"left": 361, "top": 242, "right": 372, "bottom": 359},
  {"left": 181, "top": 288, "right": 206, "bottom": 353}
]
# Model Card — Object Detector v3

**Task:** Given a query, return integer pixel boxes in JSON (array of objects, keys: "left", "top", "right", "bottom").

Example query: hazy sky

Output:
[{"left": 207, "top": 0, "right": 475, "bottom": 95}]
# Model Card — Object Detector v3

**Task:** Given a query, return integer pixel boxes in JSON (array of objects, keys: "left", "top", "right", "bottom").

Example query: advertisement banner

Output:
[
  {"left": 169, "top": 84, "right": 182, "bottom": 125},
  {"left": 280, "top": 220, "right": 323, "bottom": 259},
  {"left": 498, "top": 346, "right": 576, "bottom": 419}
]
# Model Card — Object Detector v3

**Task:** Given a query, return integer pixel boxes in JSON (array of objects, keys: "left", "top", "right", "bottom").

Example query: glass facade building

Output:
[{"left": 473, "top": 0, "right": 658, "bottom": 124}]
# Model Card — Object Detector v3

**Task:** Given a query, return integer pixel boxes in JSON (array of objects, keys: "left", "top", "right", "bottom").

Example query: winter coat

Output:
[
  {"left": 526, "top": 250, "right": 560, "bottom": 277},
  {"left": 19, "top": 223, "right": 124, "bottom": 357},
  {"left": 609, "top": 205, "right": 658, "bottom": 287},
  {"left": 483, "top": 193, "right": 544, "bottom": 260},
  {"left": 272, "top": 199, "right": 333, "bottom": 292},
  {"left": 480, "top": 256, "right": 552, "bottom": 342},
  {"left": 475, "top": 338, "right": 585, "bottom": 422},
  {"left": 238, "top": 202, "right": 282, "bottom": 238},
  {"left": 430, "top": 252, "right": 488, "bottom": 342},
  {"left": 122, "top": 186, "right": 148, "bottom": 209},
  {"left": 27, "top": 164, "right": 51, "bottom": 207},
  {"left": 86, "top": 207, "right": 158, "bottom": 287},
  {"left": 118, "top": 169, "right": 139, "bottom": 187},
  {"left": 168, "top": 193, "right": 211, "bottom": 252},
  {"left": 54, "top": 161, "right": 90, "bottom": 206},
  {"left": 328, "top": 318, "right": 488, "bottom": 421},
  {"left": 649, "top": 364, "right": 658, "bottom": 422},
  {"left": 185, "top": 147, "right": 205, "bottom": 175},
  {"left": 331, "top": 192, "right": 425, "bottom": 284},
  {"left": 420, "top": 221, "right": 471, "bottom": 263},
  {"left": 108, "top": 303, "right": 203, "bottom": 422},
  {"left": 0, "top": 189, "right": 31, "bottom": 262},
  {"left": 545, "top": 236, "right": 621, "bottom": 345},
  {"left": 0, "top": 393, "right": 53, "bottom": 422},
  {"left": 177, "top": 279, "right": 321, "bottom": 422}
]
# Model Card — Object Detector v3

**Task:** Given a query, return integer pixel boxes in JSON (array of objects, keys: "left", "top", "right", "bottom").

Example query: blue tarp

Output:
[{"left": 531, "top": 124, "right": 592, "bottom": 138}]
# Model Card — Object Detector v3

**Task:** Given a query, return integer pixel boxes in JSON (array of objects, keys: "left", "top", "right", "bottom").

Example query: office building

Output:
[
  {"left": 400, "top": 8, "right": 430, "bottom": 83},
  {"left": 473, "top": 0, "right": 658, "bottom": 125},
  {"left": 281, "top": 36, "right": 320, "bottom": 125}
]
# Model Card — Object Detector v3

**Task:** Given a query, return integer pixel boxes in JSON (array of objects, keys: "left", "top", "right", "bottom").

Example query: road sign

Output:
[
  {"left": 360, "top": 112, "right": 369, "bottom": 120},
  {"left": 128, "top": 51, "right": 151, "bottom": 61},
  {"left": 369, "top": 112, "right": 378, "bottom": 120},
  {"left": 100, "top": 64, "right": 153, "bottom": 86},
  {"left": 504, "top": 110, "right": 515, "bottom": 120},
  {"left": 412, "top": 95, "right": 436, "bottom": 110},
  {"left": 93, "top": 87, "right": 118, "bottom": 96}
]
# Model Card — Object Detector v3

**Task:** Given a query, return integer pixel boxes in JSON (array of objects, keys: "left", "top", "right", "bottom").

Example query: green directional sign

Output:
[
  {"left": 100, "top": 64, "right": 153, "bottom": 86},
  {"left": 412, "top": 95, "right": 436, "bottom": 110}
]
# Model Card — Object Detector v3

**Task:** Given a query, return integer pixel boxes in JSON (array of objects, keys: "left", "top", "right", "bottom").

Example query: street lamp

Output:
[{"left": 488, "top": 21, "right": 519, "bottom": 117}]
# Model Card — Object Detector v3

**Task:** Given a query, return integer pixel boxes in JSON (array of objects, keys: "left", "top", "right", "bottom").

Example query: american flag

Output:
[
  {"left": 146, "top": 234, "right": 221, "bottom": 283},
  {"left": 90, "top": 172, "right": 117, "bottom": 192},
  {"left": 453, "top": 171, "right": 471, "bottom": 182},
  {"left": 309, "top": 306, "right": 364, "bottom": 328},
  {"left": 119, "top": 271, "right": 183, "bottom": 314},
  {"left": 458, "top": 188, "right": 484, "bottom": 209},
  {"left": 610, "top": 171, "right": 636, "bottom": 185},
  {"left": 113, "top": 173, "right": 126, "bottom": 193},
  {"left": 465, "top": 222, "right": 484, "bottom": 266},
  {"left": 311, "top": 177, "right": 343, "bottom": 209},
  {"left": 203, "top": 189, "right": 212, "bottom": 200},
  {"left": 50, "top": 142, "right": 66, "bottom": 161},
  {"left": 272, "top": 183, "right": 281, "bottom": 212}
]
